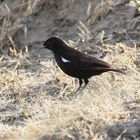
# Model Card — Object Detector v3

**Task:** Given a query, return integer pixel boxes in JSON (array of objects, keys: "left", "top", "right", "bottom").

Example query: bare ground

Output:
[{"left": 0, "top": 0, "right": 140, "bottom": 140}]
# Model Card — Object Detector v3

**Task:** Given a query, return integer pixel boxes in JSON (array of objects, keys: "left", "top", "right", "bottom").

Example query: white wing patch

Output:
[{"left": 61, "top": 56, "right": 70, "bottom": 63}]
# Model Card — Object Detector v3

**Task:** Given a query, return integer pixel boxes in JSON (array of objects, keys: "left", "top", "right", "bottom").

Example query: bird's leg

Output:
[
  {"left": 75, "top": 78, "right": 88, "bottom": 93},
  {"left": 79, "top": 78, "right": 83, "bottom": 87},
  {"left": 82, "top": 78, "right": 89, "bottom": 89},
  {"left": 74, "top": 78, "right": 89, "bottom": 96},
  {"left": 75, "top": 78, "right": 83, "bottom": 93}
]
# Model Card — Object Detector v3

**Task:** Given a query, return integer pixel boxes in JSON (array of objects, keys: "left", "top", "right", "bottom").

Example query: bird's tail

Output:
[{"left": 109, "top": 68, "right": 126, "bottom": 75}]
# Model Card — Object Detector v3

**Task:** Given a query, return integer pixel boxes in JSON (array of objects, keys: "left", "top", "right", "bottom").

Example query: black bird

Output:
[{"left": 43, "top": 37, "right": 125, "bottom": 91}]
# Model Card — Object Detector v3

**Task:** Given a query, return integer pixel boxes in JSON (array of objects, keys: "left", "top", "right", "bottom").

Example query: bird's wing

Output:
[{"left": 62, "top": 50, "right": 111, "bottom": 71}]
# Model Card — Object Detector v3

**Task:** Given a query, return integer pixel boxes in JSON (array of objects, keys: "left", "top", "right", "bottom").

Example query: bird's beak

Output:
[
  {"left": 43, "top": 41, "right": 46, "bottom": 47},
  {"left": 38, "top": 46, "right": 44, "bottom": 50},
  {"left": 38, "top": 42, "right": 45, "bottom": 50},
  {"left": 38, "top": 45, "right": 44, "bottom": 50}
]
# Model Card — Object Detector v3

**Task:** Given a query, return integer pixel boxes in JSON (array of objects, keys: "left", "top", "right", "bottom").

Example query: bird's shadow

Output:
[
  {"left": 43, "top": 80, "right": 85, "bottom": 101},
  {"left": 29, "top": 79, "right": 85, "bottom": 101}
]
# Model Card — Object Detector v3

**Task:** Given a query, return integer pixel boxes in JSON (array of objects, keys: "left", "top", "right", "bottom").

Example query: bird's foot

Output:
[{"left": 72, "top": 84, "right": 87, "bottom": 98}]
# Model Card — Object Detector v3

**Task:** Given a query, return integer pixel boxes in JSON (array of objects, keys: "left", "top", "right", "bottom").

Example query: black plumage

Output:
[{"left": 43, "top": 36, "right": 125, "bottom": 91}]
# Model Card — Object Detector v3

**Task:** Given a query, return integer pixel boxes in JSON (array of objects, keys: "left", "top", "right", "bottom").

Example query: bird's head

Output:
[{"left": 43, "top": 36, "right": 67, "bottom": 51}]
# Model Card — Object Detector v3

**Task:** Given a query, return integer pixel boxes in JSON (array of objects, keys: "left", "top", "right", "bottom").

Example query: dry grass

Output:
[
  {"left": 0, "top": 43, "right": 139, "bottom": 140},
  {"left": 0, "top": 0, "right": 140, "bottom": 140}
]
